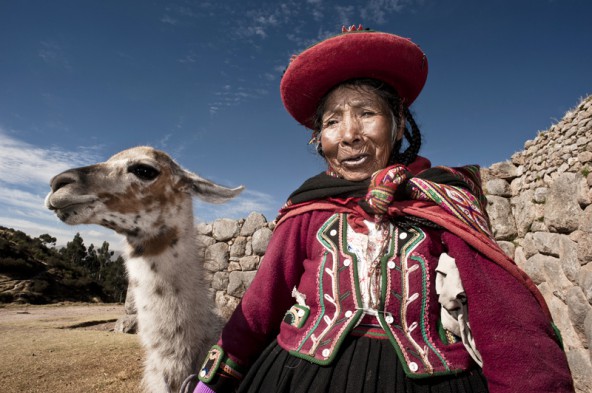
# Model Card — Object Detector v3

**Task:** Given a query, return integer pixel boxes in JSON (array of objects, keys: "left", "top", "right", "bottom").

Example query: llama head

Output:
[{"left": 46, "top": 146, "right": 243, "bottom": 248}]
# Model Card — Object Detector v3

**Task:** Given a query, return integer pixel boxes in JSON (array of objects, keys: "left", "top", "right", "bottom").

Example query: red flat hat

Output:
[{"left": 280, "top": 28, "right": 428, "bottom": 129}]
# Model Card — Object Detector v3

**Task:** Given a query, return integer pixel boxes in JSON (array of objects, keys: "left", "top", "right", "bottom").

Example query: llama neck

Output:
[{"left": 124, "top": 202, "right": 199, "bottom": 283}]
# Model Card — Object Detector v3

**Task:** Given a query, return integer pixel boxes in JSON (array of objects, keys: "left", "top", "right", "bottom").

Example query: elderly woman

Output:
[{"left": 192, "top": 27, "right": 574, "bottom": 393}]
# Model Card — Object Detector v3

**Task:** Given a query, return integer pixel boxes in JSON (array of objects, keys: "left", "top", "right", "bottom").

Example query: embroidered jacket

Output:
[{"left": 201, "top": 207, "right": 574, "bottom": 393}]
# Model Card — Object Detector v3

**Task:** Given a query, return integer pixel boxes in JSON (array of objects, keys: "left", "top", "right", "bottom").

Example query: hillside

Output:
[{"left": 0, "top": 226, "right": 126, "bottom": 304}]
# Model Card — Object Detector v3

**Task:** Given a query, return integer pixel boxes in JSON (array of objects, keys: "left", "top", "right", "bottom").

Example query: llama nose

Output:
[{"left": 50, "top": 172, "right": 78, "bottom": 192}]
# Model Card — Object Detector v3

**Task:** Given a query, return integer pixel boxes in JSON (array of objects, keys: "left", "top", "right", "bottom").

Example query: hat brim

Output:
[{"left": 280, "top": 31, "right": 428, "bottom": 129}]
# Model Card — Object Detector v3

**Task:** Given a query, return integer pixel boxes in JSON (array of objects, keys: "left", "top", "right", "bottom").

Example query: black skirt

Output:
[{"left": 238, "top": 336, "right": 488, "bottom": 393}]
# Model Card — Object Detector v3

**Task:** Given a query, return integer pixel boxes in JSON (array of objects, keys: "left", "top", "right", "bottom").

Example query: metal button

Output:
[
  {"left": 199, "top": 369, "right": 206, "bottom": 377},
  {"left": 345, "top": 310, "right": 353, "bottom": 318},
  {"left": 399, "top": 232, "right": 408, "bottom": 240},
  {"left": 385, "top": 315, "right": 394, "bottom": 324},
  {"left": 387, "top": 261, "right": 395, "bottom": 269},
  {"left": 409, "top": 362, "right": 419, "bottom": 372},
  {"left": 297, "top": 309, "right": 305, "bottom": 317},
  {"left": 343, "top": 259, "right": 351, "bottom": 267},
  {"left": 322, "top": 349, "right": 330, "bottom": 358},
  {"left": 330, "top": 229, "right": 337, "bottom": 236}
]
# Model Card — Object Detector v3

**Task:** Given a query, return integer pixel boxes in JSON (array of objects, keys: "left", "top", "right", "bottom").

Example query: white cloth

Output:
[{"left": 435, "top": 253, "right": 483, "bottom": 366}]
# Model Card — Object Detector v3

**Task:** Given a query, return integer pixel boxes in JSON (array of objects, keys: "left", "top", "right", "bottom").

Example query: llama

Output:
[{"left": 45, "top": 146, "right": 243, "bottom": 393}]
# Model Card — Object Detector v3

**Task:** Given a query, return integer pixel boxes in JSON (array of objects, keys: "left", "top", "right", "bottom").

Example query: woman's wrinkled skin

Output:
[{"left": 320, "top": 85, "right": 404, "bottom": 181}]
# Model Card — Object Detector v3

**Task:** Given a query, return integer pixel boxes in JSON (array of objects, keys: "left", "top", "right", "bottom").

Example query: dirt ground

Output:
[{"left": 0, "top": 302, "right": 143, "bottom": 393}]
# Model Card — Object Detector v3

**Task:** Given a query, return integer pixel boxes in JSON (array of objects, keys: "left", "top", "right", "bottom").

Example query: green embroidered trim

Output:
[
  {"left": 552, "top": 322, "right": 565, "bottom": 350},
  {"left": 198, "top": 345, "right": 224, "bottom": 383},
  {"left": 339, "top": 214, "right": 364, "bottom": 309},
  {"left": 437, "top": 319, "right": 449, "bottom": 343},
  {"left": 284, "top": 304, "right": 310, "bottom": 328},
  {"left": 298, "top": 251, "right": 328, "bottom": 351},
  {"left": 411, "top": 254, "right": 449, "bottom": 371}
]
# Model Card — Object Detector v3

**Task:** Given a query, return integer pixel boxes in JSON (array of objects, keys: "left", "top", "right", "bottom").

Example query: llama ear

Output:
[{"left": 187, "top": 173, "right": 244, "bottom": 203}]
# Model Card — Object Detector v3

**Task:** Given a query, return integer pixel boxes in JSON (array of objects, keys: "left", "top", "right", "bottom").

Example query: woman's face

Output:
[{"left": 320, "top": 85, "right": 400, "bottom": 181}]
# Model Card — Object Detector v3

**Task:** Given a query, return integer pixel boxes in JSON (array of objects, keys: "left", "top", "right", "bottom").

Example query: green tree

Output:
[
  {"left": 60, "top": 233, "right": 87, "bottom": 268},
  {"left": 37, "top": 234, "right": 57, "bottom": 247}
]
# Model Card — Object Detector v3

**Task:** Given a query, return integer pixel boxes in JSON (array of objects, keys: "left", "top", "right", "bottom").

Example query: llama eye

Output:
[{"left": 129, "top": 164, "right": 160, "bottom": 181}]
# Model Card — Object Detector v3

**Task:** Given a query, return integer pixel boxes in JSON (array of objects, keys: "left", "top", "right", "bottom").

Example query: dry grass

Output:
[{"left": 0, "top": 303, "right": 143, "bottom": 393}]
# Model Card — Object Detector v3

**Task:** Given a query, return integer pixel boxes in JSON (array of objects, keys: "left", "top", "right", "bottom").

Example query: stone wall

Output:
[
  {"left": 196, "top": 212, "right": 274, "bottom": 320},
  {"left": 482, "top": 95, "right": 592, "bottom": 392}
]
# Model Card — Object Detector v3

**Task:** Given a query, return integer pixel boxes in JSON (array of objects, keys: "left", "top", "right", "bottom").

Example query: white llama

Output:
[{"left": 45, "top": 146, "right": 243, "bottom": 393}]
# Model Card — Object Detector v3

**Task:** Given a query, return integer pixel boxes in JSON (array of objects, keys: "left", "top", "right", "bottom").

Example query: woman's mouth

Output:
[{"left": 340, "top": 154, "right": 369, "bottom": 167}]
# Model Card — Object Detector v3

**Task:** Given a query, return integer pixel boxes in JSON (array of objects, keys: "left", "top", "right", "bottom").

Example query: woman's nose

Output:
[{"left": 340, "top": 116, "right": 362, "bottom": 145}]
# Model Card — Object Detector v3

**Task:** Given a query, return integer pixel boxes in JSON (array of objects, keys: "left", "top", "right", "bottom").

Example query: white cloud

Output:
[
  {"left": 0, "top": 187, "right": 48, "bottom": 214},
  {"left": 38, "top": 40, "right": 72, "bottom": 70},
  {"left": 194, "top": 189, "right": 279, "bottom": 222},
  {"left": 209, "top": 86, "right": 269, "bottom": 115},
  {"left": 360, "top": 0, "right": 412, "bottom": 24},
  {"left": 160, "top": 14, "right": 178, "bottom": 25},
  {"left": 0, "top": 129, "right": 118, "bottom": 249},
  {"left": 335, "top": 5, "right": 355, "bottom": 26},
  {"left": 0, "top": 129, "right": 103, "bottom": 186}
]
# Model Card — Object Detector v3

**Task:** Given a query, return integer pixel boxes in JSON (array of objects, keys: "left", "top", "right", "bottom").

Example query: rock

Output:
[
  {"left": 577, "top": 175, "right": 592, "bottom": 207},
  {"left": 514, "top": 246, "right": 527, "bottom": 270},
  {"left": 585, "top": 311, "right": 592, "bottom": 359},
  {"left": 486, "top": 195, "right": 517, "bottom": 240},
  {"left": 578, "top": 264, "right": 592, "bottom": 304},
  {"left": 489, "top": 161, "right": 519, "bottom": 180},
  {"left": 522, "top": 253, "right": 552, "bottom": 284},
  {"left": 559, "top": 236, "right": 581, "bottom": 283},
  {"left": 509, "top": 177, "right": 523, "bottom": 196},
  {"left": 529, "top": 220, "right": 548, "bottom": 232},
  {"left": 577, "top": 233, "right": 592, "bottom": 264},
  {"left": 544, "top": 173, "right": 583, "bottom": 233},
  {"left": 533, "top": 187, "right": 548, "bottom": 203},
  {"left": 580, "top": 205, "right": 592, "bottom": 232},
  {"left": 511, "top": 151, "right": 524, "bottom": 165},
  {"left": 212, "top": 218, "right": 239, "bottom": 241},
  {"left": 241, "top": 212, "right": 268, "bottom": 236},
  {"left": 211, "top": 272, "right": 229, "bottom": 291},
  {"left": 566, "top": 349, "right": 592, "bottom": 393},
  {"left": 239, "top": 256, "right": 260, "bottom": 271},
  {"left": 542, "top": 255, "right": 574, "bottom": 299},
  {"left": 252, "top": 227, "right": 273, "bottom": 255},
  {"left": 566, "top": 286, "right": 591, "bottom": 335},
  {"left": 196, "top": 234, "right": 216, "bottom": 249},
  {"left": 548, "top": 294, "right": 580, "bottom": 350},
  {"left": 230, "top": 236, "right": 248, "bottom": 258},
  {"left": 114, "top": 314, "right": 138, "bottom": 334},
  {"left": 228, "top": 261, "right": 241, "bottom": 272},
  {"left": 215, "top": 291, "right": 240, "bottom": 321},
  {"left": 578, "top": 151, "right": 592, "bottom": 164},
  {"left": 204, "top": 242, "right": 230, "bottom": 272},
  {"left": 496, "top": 241, "right": 515, "bottom": 259},
  {"left": 227, "top": 271, "right": 257, "bottom": 297},
  {"left": 485, "top": 179, "right": 511, "bottom": 196},
  {"left": 511, "top": 190, "right": 535, "bottom": 237},
  {"left": 522, "top": 232, "right": 562, "bottom": 258},
  {"left": 196, "top": 222, "right": 212, "bottom": 235}
]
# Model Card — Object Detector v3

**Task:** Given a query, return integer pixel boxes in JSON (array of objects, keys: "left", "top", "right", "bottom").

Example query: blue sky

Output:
[{"left": 1, "top": 0, "right": 591, "bottom": 249}]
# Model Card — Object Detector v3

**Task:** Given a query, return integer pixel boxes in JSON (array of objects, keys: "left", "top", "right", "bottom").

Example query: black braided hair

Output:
[
  {"left": 391, "top": 107, "right": 422, "bottom": 166},
  {"left": 311, "top": 78, "right": 422, "bottom": 166}
]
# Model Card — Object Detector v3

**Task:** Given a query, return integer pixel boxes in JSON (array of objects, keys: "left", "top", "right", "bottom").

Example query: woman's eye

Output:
[
  {"left": 361, "top": 111, "right": 376, "bottom": 117},
  {"left": 128, "top": 164, "right": 160, "bottom": 181},
  {"left": 323, "top": 119, "right": 338, "bottom": 128}
]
